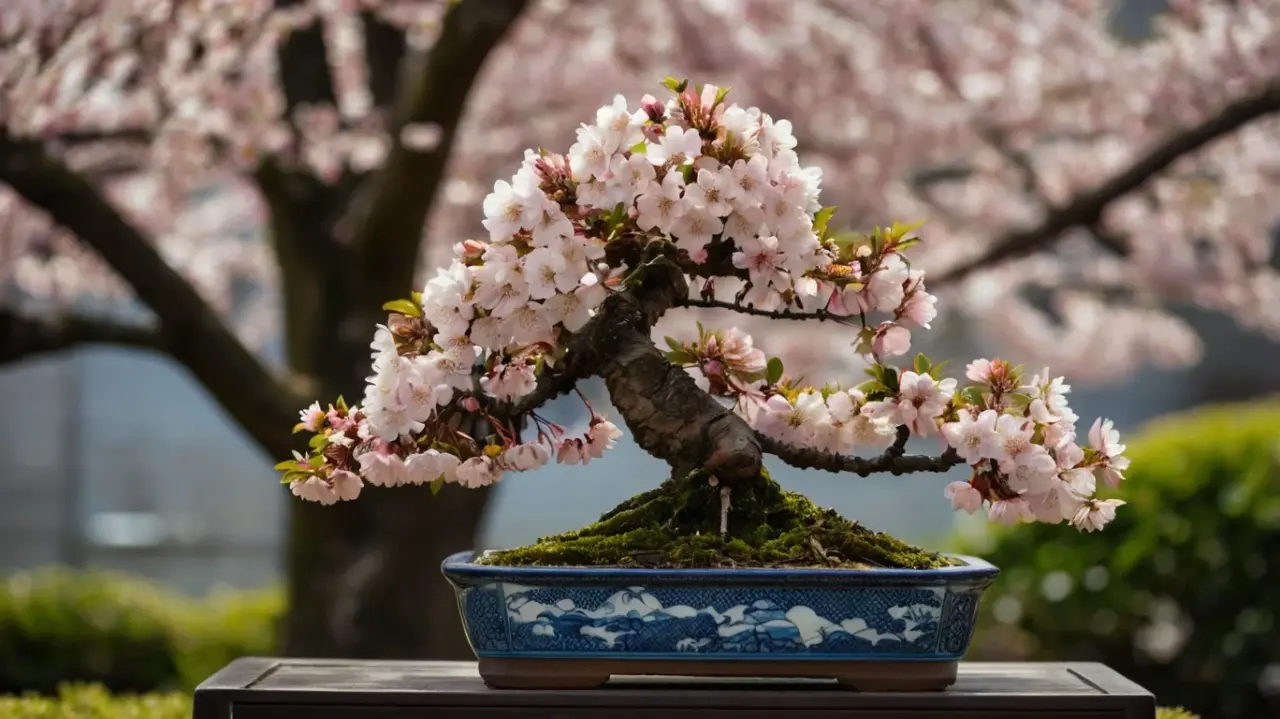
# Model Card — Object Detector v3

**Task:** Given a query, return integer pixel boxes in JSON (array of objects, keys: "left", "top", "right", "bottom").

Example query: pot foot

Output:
[
  {"left": 479, "top": 658, "right": 609, "bottom": 690},
  {"left": 834, "top": 660, "right": 958, "bottom": 692}
]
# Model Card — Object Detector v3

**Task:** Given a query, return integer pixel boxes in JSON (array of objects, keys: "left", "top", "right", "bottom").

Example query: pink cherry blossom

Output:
[
  {"left": 503, "top": 442, "right": 552, "bottom": 472},
  {"left": 890, "top": 371, "right": 956, "bottom": 437},
  {"left": 646, "top": 126, "right": 702, "bottom": 166},
  {"left": 965, "top": 359, "right": 994, "bottom": 384},
  {"left": 555, "top": 437, "right": 590, "bottom": 465},
  {"left": 941, "top": 409, "right": 1003, "bottom": 464},
  {"left": 298, "top": 402, "right": 326, "bottom": 433},
  {"left": 480, "top": 362, "right": 538, "bottom": 402},
  {"left": 402, "top": 451, "right": 443, "bottom": 485},
  {"left": 328, "top": 469, "right": 363, "bottom": 501},
  {"left": 988, "top": 497, "right": 1034, "bottom": 526},
  {"left": 944, "top": 481, "right": 984, "bottom": 514},
  {"left": 587, "top": 419, "right": 624, "bottom": 457},
  {"left": 635, "top": 171, "right": 686, "bottom": 233},
  {"left": 456, "top": 456, "right": 502, "bottom": 489},
  {"left": 900, "top": 289, "right": 938, "bottom": 330},
  {"left": 291, "top": 476, "right": 339, "bottom": 505},
  {"left": 357, "top": 447, "right": 408, "bottom": 487},
  {"left": 873, "top": 323, "right": 912, "bottom": 357},
  {"left": 1071, "top": 499, "right": 1127, "bottom": 532}
]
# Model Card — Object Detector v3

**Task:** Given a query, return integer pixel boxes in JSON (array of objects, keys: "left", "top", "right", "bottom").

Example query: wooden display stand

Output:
[{"left": 193, "top": 657, "right": 1156, "bottom": 718}]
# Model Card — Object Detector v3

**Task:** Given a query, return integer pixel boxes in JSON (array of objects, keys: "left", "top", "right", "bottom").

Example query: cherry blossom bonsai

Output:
[{"left": 277, "top": 79, "right": 1130, "bottom": 687}]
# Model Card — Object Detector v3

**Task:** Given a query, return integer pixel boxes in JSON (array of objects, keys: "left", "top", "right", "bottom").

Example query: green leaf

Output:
[
  {"left": 960, "top": 385, "right": 986, "bottom": 406},
  {"left": 629, "top": 140, "right": 647, "bottom": 154},
  {"left": 274, "top": 459, "right": 301, "bottom": 471},
  {"left": 308, "top": 433, "right": 328, "bottom": 451},
  {"left": 381, "top": 299, "right": 421, "bottom": 317},
  {"left": 696, "top": 320, "right": 705, "bottom": 339},
  {"left": 307, "top": 455, "right": 326, "bottom": 468},
  {"left": 896, "top": 237, "right": 921, "bottom": 252},
  {"left": 410, "top": 291, "right": 422, "bottom": 304},
  {"left": 766, "top": 357, "right": 784, "bottom": 385},
  {"left": 856, "top": 379, "right": 887, "bottom": 395},
  {"left": 280, "top": 470, "right": 309, "bottom": 485},
  {"left": 662, "top": 76, "right": 687, "bottom": 93},
  {"left": 882, "top": 367, "right": 900, "bottom": 393},
  {"left": 929, "top": 359, "right": 951, "bottom": 379},
  {"left": 813, "top": 206, "right": 838, "bottom": 238},
  {"left": 664, "top": 336, "right": 685, "bottom": 353},
  {"left": 890, "top": 219, "right": 926, "bottom": 240},
  {"left": 665, "top": 349, "right": 695, "bottom": 365},
  {"left": 913, "top": 353, "right": 931, "bottom": 375},
  {"left": 335, "top": 395, "right": 348, "bottom": 412},
  {"left": 430, "top": 476, "right": 446, "bottom": 495}
]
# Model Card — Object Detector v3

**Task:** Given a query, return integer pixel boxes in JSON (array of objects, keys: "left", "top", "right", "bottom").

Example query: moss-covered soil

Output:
[{"left": 480, "top": 470, "right": 956, "bottom": 570}]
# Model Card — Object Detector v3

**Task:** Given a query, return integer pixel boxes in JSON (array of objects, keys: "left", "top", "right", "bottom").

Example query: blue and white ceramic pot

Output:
[{"left": 442, "top": 550, "right": 998, "bottom": 690}]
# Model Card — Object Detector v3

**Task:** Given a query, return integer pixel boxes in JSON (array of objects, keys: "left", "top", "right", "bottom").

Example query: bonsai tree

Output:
[{"left": 279, "top": 79, "right": 1130, "bottom": 567}]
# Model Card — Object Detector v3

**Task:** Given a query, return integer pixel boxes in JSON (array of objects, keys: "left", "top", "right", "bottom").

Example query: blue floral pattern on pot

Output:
[{"left": 443, "top": 551, "right": 997, "bottom": 661}]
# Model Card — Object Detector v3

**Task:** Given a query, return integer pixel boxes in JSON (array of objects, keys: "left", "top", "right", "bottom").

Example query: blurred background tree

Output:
[{"left": 2, "top": 0, "right": 1279, "bottom": 659}]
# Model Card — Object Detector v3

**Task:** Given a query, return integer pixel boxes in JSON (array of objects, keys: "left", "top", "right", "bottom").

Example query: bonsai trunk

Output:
[{"left": 483, "top": 258, "right": 951, "bottom": 571}]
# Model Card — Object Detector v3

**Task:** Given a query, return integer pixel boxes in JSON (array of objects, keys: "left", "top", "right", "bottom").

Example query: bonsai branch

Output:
[
  {"left": 931, "top": 77, "right": 1280, "bottom": 287},
  {"left": 678, "top": 297, "right": 850, "bottom": 323},
  {"left": 756, "top": 426, "right": 963, "bottom": 476}
]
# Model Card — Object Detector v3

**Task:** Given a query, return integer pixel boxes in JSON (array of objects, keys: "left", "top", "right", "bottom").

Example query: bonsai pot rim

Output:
[{"left": 442, "top": 550, "right": 998, "bottom": 587}]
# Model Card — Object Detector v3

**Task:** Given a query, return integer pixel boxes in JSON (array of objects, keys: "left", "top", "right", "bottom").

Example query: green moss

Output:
[{"left": 482, "top": 470, "right": 954, "bottom": 570}]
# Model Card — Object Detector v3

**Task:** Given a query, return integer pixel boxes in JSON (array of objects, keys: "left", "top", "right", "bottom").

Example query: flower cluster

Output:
[
  {"left": 279, "top": 391, "right": 626, "bottom": 504},
  {"left": 753, "top": 387, "right": 900, "bottom": 454},
  {"left": 940, "top": 360, "right": 1129, "bottom": 531}
]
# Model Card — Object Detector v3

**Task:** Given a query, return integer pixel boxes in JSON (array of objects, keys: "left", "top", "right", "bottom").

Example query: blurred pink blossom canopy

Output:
[{"left": 2, "top": 0, "right": 1278, "bottom": 382}]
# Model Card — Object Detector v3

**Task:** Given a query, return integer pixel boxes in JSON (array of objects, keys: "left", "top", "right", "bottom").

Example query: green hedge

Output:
[
  {"left": 0, "top": 568, "right": 282, "bottom": 695},
  {"left": 960, "top": 401, "right": 1280, "bottom": 719},
  {"left": 0, "top": 685, "right": 190, "bottom": 719}
]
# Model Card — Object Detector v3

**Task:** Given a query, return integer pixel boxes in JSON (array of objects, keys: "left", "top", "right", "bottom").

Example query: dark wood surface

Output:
[{"left": 193, "top": 658, "right": 1156, "bottom": 718}]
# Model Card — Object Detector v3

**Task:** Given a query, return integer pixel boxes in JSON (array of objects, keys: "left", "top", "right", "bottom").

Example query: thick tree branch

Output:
[
  {"left": 931, "top": 78, "right": 1280, "bottom": 288},
  {"left": 345, "top": 0, "right": 528, "bottom": 293},
  {"left": 0, "top": 135, "right": 302, "bottom": 459},
  {"left": 361, "top": 12, "right": 408, "bottom": 108},
  {"left": 0, "top": 308, "right": 163, "bottom": 364},
  {"left": 275, "top": 10, "right": 337, "bottom": 112},
  {"left": 757, "top": 428, "right": 964, "bottom": 477}
]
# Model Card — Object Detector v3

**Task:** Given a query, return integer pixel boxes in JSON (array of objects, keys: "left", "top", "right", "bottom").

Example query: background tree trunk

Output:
[
  {"left": 262, "top": 170, "right": 495, "bottom": 658},
  {"left": 264, "top": 0, "right": 528, "bottom": 657}
]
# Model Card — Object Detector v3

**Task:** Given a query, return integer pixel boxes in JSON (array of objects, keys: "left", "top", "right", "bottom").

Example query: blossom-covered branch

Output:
[
  {"left": 931, "top": 75, "right": 1280, "bottom": 288},
  {"left": 0, "top": 308, "right": 163, "bottom": 364},
  {"left": 0, "top": 134, "right": 302, "bottom": 458}
]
